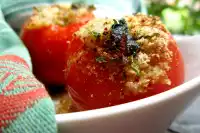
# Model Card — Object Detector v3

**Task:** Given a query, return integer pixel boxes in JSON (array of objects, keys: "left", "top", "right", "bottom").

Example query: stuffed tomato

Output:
[
  {"left": 21, "top": 4, "right": 95, "bottom": 85},
  {"left": 65, "top": 13, "right": 184, "bottom": 110}
]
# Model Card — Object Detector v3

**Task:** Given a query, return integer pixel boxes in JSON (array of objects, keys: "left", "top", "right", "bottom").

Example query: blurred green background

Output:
[
  {"left": 146, "top": 0, "right": 200, "bottom": 35},
  {"left": 72, "top": 0, "right": 200, "bottom": 35}
]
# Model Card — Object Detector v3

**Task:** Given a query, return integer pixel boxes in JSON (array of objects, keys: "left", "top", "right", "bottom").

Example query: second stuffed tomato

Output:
[
  {"left": 21, "top": 4, "right": 95, "bottom": 85},
  {"left": 66, "top": 14, "right": 184, "bottom": 111}
]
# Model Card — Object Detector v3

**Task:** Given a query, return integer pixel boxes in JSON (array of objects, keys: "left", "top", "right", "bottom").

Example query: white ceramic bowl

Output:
[
  {"left": 56, "top": 76, "right": 200, "bottom": 133},
  {"left": 55, "top": 20, "right": 200, "bottom": 133}
]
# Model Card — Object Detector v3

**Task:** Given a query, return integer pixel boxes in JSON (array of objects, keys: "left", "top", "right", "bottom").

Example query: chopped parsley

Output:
[
  {"left": 135, "top": 29, "right": 160, "bottom": 40},
  {"left": 33, "top": 7, "right": 43, "bottom": 12},
  {"left": 131, "top": 63, "right": 140, "bottom": 76},
  {"left": 128, "top": 56, "right": 140, "bottom": 76},
  {"left": 91, "top": 31, "right": 100, "bottom": 39},
  {"left": 113, "top": 19, "right": 118, "bottom": 24},
  {"left": 96, "top": 56, "right": 107, "bottom": 63},
  {"left": 71, "top": 2, "right": 95, "bottom": 11},
  {"left": 110, "top": 18, "right": 140, "bottom": 57},
  {"left": 71, "top": 2, "right": 85, "bottom": 9},
  {"left": 88, "top": 5, "right": 96, "bottom": 10}
]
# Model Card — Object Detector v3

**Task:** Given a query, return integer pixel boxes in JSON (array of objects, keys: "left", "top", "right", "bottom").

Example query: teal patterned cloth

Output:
[
  {"left": 0, "top": 54, "right": 57, "bottom": 133},
  {"left": 0, "top": 1, "right": 58, "bottom": 132}
]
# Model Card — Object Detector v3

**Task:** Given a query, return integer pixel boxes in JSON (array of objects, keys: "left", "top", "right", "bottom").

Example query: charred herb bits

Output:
[
  {"left": 100, "top": 19, "right": 141, "bottom": 81},
  {"left": 107, "top": 18, "right": 140, "bottom": 58}
]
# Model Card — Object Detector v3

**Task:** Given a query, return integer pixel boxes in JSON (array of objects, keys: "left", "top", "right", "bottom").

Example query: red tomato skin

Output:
[
  {"left": 21, "top": 23, "right": 84, "bottom": 85},
  {"left": 21, "top": 13, "right": 94, "bottom": 85},
  {"left": 66, "top": 35, "right": 185, "bottom": 111}
]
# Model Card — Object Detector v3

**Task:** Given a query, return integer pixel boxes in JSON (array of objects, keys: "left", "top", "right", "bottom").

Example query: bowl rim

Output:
[{"left": 56, "top": 76, "right": 200, "bottom": 123}]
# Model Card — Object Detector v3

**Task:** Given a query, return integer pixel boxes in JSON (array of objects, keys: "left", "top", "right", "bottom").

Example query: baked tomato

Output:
[
  {"left": 21, "top": 4, "right": 95, "bottom": 85},
  {"left": 65, "top": 14, "right": 184, "bottom": 110}
]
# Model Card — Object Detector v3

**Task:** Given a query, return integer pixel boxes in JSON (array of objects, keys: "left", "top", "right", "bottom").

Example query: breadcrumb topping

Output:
[
  {"left": 24, "top": 4, "right": 95, "bottom": 29},
  {"left": 74, "top": 13, "right": 173, "bottom": 93}
]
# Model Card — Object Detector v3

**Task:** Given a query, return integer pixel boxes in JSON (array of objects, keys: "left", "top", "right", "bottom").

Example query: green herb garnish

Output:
[
  {"left": 96, "top": 56, "right": 107, "bottom": 63},
  {"left": 71, "top": 2, "right": 85, "bottom": 9},
  {"left": 88, "top": 5, "right": 96, "bottom": 10},
  {"left": 128, "top": 56, "right": 140, "bottom": 76},
  {"left": 111, "top": 18, "right": 140, "bottom": 57},
  {"left": 131, "top": 64, "right": 140, "bottom": 76},
  {"left": 91, "top": 31, "right": 100, "bottom": 39},
  {"left": 113, "top": 19, "right": 118, "bottom": 24}
]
